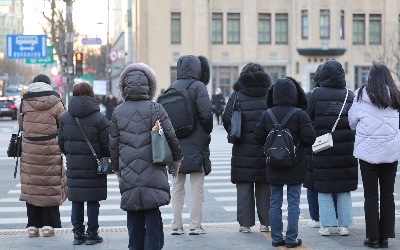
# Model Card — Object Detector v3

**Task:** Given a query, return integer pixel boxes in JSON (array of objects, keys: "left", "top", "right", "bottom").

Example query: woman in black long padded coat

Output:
[{"left": 222, "top": 63, "right": 272, "bottom": 233}]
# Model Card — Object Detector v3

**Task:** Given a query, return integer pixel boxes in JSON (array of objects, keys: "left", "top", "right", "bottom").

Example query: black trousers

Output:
[
  {"left": 71, "top": 201, "right": 100, "bottom": 234},
  {"left": 26, "top": 202, "right": 61, "bottom": 228},
  {"left": 360, "top": 160, "right": 397, "bottom": 238}
]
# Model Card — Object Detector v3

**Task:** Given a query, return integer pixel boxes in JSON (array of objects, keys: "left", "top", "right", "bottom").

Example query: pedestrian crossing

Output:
[{"left": 0, "top": 126, "right": 399, "bottom": 230}]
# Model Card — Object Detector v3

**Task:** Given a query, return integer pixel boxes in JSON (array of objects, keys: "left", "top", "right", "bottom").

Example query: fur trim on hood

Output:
[
  {"left": 233, "top": 71, "right": 272, "bottom": 97},
  {"left": 28, "top": 82, "right": 53, "bottom": 92},
  {"left": 119, "top": 63, "right": 157, "bottom": 101},
  {"left": 267, "top": 77, "right": 308, "bottom": 110}
]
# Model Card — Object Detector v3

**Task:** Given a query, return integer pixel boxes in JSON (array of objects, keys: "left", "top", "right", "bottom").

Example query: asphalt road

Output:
[{"left": 0, "top": 118, "right": 398, "bottom": 230}]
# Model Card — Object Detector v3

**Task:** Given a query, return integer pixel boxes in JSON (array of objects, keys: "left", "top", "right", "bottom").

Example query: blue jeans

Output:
[
  {"left": 307, "top": 190, "right": 339, "bottom": 221},
  {"left": 318, "top": 192, "right": 353, "bottom": 227},
  {"left": 71, "top": 201, "right": 99, "bottom": 234},
  {"left": 127, "top": 208, "right": 164, "bottom": 250},
  {"left": 270, "top": 184, "right": 301, "bottom": 244}
]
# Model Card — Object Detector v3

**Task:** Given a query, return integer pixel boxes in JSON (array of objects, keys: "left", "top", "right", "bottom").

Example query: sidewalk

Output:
[{"left": 0, "top": 219, "right": 399, "bottom": 250}]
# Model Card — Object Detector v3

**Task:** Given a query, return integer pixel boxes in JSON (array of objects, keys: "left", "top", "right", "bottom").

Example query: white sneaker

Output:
[
  {"left": 239, "top": 226, "right": 251, "bottom": 233},
  {"left": 307, "top": 219, "right": 320, "bottom": 228},
  {"left": 189, "top": 226, "right": 206, "bottom": 235},
  {"left": 171, "top": 228, "right": 185, "bottom": 235},
  {"left": 27, "top": 226, "right": 39, "bottom": 237},
  {"left": 337, "top": 226, "right": 349, "bottom": 236},
  {"left": 260, "top": 225, "right": 269, "bottom": 232},
  {"left": 319, "top": 226, "right": 330, "bottom": 236}
]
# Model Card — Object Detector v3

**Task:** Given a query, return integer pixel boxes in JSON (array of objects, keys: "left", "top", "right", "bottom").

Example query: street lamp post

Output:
[
  {"left": 63, "top": 0, "right": 74, "bottom": 108},
  {"left": 106, "top": 0, "right": 111, "bottom": 94}
]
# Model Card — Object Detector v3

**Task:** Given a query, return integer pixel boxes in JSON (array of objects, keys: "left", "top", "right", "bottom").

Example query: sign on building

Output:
[{"left": 6, "top": 35, "right": 47, "bottom": 59}]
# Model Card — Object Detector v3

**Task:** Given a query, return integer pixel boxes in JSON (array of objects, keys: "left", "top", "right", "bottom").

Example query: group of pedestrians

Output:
[{"left": 15, "top": 57, "right": 398, "bottom": 250}]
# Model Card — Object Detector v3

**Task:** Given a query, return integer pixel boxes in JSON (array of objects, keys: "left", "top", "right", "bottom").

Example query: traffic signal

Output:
[{"left": 75, "top": 52, "right": 83, "bottom": 76}]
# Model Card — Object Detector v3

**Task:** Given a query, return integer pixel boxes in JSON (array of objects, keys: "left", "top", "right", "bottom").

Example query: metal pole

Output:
[
  {"left": 65, "top": 0, "right": 74, "bottom": 108},
  {"left": 106, "top": 0, "right": 111, "bottom": 94},
  {"left": 127, "top": 0, "right": 133, "bottom": 64}
]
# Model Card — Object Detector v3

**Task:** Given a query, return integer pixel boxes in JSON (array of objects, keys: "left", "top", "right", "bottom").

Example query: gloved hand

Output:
[{"left": 169, "top": 160, "right": 181, "bottom": 178}]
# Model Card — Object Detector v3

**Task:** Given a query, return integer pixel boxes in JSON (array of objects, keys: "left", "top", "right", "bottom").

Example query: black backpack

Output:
[
  {"left": 264, "top": 108, "right": 300, "bottom": 169},
  {"left": 157, "top": 80, "right": 196, "bottom": 139}
]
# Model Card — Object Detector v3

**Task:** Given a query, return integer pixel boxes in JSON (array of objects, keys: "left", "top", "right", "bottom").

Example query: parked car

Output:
[{"left": 0, "top": 97, "right": 18, "bottom": 120}]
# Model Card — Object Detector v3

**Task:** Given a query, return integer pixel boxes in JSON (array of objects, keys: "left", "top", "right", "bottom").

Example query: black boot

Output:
[
  {"left": 85, "top": 233, "right": 103, "bottom": 245},
  {"left": 73, "top": 232, "right": 86, "bottom": 245},
  {"left": 364, "top": 238, "right": 380, "bottom": 249},
  {"left": 380, "top": 237, "right": 388, "bottom": 248}
]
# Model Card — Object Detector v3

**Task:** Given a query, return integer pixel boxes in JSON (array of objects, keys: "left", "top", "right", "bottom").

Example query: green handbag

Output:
[{"left": 151, "top": 103, "right": 173, "bottom": 166}]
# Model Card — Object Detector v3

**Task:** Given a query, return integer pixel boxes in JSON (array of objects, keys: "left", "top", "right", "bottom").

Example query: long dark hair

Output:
[{"left": 357, "top": 62, "right": 400, "bottom": 111}]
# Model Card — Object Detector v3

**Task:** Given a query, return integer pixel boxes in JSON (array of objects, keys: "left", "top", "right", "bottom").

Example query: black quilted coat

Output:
[
  {"left": 58, "top": 95, "right": 110, "bottom": 202},
  {"left": 110, "top": 63, "right": 183, "bottom": 212},
  {"left": 307, "top": 60, "right": 358, "bottom": 193},
  {"left": 222, "top": 71, "right": 272, "bottom": 183}
]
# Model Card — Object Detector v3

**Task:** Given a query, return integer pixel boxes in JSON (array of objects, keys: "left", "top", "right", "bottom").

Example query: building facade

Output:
[{"left": 111, "top": 0, "right": 400, "bottom": 97}]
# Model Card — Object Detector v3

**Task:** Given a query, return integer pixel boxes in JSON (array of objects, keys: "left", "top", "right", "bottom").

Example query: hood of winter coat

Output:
[
  {"left": 267, "top": 77, "right": 308, "bottom": 110},
  {"left": 22, "top": 90, "right": 61, "bottom": 111},
  {"left": 177, "top": 55, "right": 202, "bottom": 81},
  {"left": 119, "top": 63, "right": 157, "bottom": 101},
  {"left": 318, "top": 60, "right": 346, "bottom": 88},
  {"left": 233, "top": 71, "right": 272, "bottom": 97},
  {"left": 68, "top": 95, "right": 100, "bottom": 118}
]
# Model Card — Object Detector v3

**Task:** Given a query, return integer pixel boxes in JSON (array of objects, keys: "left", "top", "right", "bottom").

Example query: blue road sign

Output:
[
  {"left": 6, "top": 35, "right": 47, "bottom": 59},
  {"left": 82, "top": 37, "right": 102, "bottom": 45}
]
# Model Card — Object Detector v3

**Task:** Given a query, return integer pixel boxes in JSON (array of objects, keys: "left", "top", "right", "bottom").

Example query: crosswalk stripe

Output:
[
  {"left": 0, "top": 213, "right": 190, "bottom": 225},
  {"left": 204, "top": 182, "right": 234, "bottom": 187}
]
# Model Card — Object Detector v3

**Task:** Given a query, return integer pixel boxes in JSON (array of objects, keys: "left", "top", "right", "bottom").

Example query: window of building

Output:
[
  {"left": 227, "top": 13, "right": 240, "bottom": 44},
  {"left": 263, "top": 66, "right": 286, "bottom": 83},
  {"left": 171, "top": 12, "right": 181, "bottom": 44},
  {"left": 369, "top": 14, "right": 381, "bottom": 44},
  {"left": 212, "top": 13, "right": 223, "bottom": 44},
  {"left": 212, "top": 66, "right": 239, "bottom": 97},
  {"left": 353, "top": 14, "right": 365, "bottom": 44},
  {"left": 275, "top": 14, "right": 288, "bottom": 44},
  {"left": 170, "top": 67, "right": 177, "bottom": 84},
  {"left": 354, "top": 66, "right": 369, "bottom": 89},
  {"left": 258, "top": 13, "right": 271, "bottom": 44},
  {"left": 340, "top": 10, "right": 345, "bottom": 39},
  {"left": 320, "top": 10, "right": 330, "bottom": 39},
  {"left": 301, "top": 10, "right": 308, "bottom": 39}
]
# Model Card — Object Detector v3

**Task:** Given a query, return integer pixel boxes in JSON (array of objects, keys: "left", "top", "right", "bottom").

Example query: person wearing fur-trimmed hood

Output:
[
  {"left": 254, "top": 77, "right": 316, "bottom": 248},
  {"left": 109, "top": 63, "right": 183, "bottom": 250},
  {"left": 222, "top": 63, "right": 272, "bottom": 233}
]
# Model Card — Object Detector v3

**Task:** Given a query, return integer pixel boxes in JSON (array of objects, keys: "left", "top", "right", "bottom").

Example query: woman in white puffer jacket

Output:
[{"left": 348, "top": 62, "right": 400, "bottom": 249}]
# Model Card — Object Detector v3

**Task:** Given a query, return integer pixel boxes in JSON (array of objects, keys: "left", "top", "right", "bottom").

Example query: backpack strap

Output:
[
  {"left": 267, "top": 109, "right": 280, "bottom": 125},
  {"left": 267, "top": 108, "right": 300, "bottom": 126},
  {"left": 170, "top": 79, "right": 196, "bottom": 90},
  {"left": 281, "top": 108, "right": 301, "bottom": 126}
]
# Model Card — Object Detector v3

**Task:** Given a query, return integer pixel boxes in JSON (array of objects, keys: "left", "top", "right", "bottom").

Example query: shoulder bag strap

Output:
[
  {"left": 13, "top": 129, "right": 21, "bottom": 178},
  {"left": 331, "top": 88, "right": 349, "bottom": 133},
  {"left": 75, "top": 117, "right": 100, "bottom": 164}
]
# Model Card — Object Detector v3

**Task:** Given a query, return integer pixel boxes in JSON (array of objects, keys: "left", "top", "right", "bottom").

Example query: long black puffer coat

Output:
[
  {"left": 254, "top": 77, "right": 316, "bottom": 185},
  {"left": 307, "top": 60, "right": 358, "bottom": 193},
  {"left": 58, "top": 95, "right": 110, "bottom": 202},
  {"left": 166, "top": 55, "right": 213, "bottom": 174},
  {"left": 110, "top": 63, "right": 183, "bottom": 212},
  {"left": 222, "top": 71, "right": 271, "bottom": 183}
]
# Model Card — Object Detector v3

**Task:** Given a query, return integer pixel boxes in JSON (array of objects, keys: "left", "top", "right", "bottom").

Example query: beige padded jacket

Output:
[{"left": 19, "top": 89, "right": 67, "bottom": 207}]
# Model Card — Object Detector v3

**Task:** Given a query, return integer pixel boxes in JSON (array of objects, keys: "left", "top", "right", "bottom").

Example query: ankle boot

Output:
[
  {"left": 380, "top": 237, "right": 388, "bottom": 248},
  {"left": 364, "top": 238, "right": 380, "bottom": 249},
  {"left": 85, "top": 233, "right": 103, "bottom": 245},
  {"left": 73, "top": 232, "right": 86, "bottom": 245}
]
